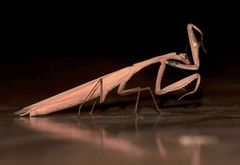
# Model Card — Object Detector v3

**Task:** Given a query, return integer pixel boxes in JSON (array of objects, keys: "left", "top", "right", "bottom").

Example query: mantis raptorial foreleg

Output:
[
  {"left": 176, "top": 74, "right": 201, "bottom": 101},
  {"left": 155, "top": 61, "right": 201, "bottom": 99}
]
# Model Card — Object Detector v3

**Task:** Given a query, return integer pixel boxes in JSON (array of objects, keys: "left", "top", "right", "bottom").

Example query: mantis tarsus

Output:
[{"left": 15, "top": 23, "right": 206, "bottom": 117}]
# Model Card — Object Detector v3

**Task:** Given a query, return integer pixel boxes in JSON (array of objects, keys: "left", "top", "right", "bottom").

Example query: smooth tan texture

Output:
[{"left": 15, "top": 23, "right": 205, "bottom": 116}]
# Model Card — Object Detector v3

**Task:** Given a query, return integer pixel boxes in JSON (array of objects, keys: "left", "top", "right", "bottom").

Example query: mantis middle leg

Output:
[{"left": 117, "top": 76, "right": 160, "bottom": 115}]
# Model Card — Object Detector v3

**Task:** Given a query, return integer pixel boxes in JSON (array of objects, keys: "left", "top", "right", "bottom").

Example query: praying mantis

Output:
[{"left": 15, "top": 23, "right": 206, "bottom": 117}]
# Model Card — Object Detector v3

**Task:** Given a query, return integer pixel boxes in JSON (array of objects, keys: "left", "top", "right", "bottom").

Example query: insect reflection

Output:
[{"left": 16, "top": 116, "right": 217, "bottom": 164}]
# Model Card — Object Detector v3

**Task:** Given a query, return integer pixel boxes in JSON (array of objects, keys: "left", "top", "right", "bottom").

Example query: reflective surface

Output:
[{"left": 1, "top": 79, "right": 240, "bottom": 165}]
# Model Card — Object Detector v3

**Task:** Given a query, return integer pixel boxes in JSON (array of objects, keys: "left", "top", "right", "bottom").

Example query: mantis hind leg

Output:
[{"left": 78, "top": 78, "right": 108, "bottom": 116}]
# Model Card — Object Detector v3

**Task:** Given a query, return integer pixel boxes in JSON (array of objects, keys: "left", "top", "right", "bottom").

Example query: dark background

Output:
[{"left": 0, "top": 2, "right": 239, "bottom": 108}]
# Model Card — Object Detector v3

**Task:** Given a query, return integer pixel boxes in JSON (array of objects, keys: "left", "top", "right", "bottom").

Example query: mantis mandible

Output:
[{"left": 15, "top": 23, "right": 206, "bottom": 117}]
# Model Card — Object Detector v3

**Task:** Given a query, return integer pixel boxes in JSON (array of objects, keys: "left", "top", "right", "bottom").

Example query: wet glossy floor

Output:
[{"left": 1, "top": 79, "right": 240, "bottom": 165}]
